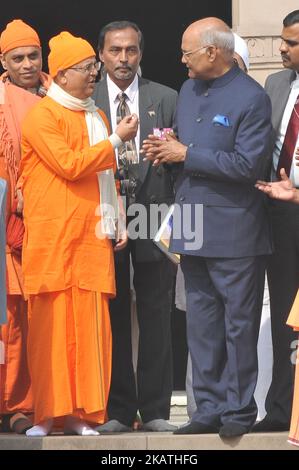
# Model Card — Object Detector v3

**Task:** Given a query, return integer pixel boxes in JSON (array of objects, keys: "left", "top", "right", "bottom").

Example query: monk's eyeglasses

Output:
[{"left": 68, "top": 61, "right": 101, "bottom": 74}]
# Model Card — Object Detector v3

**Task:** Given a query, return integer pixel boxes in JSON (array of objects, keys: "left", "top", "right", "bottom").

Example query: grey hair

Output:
[{"left": 200, "top": 29, "right": 234, "bottom": 55}]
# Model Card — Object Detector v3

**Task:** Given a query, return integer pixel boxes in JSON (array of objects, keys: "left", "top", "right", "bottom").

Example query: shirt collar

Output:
[
  {"left": 203, "top": 64, "right": 241, "bottom": 89},
  {"left": 292, "top": 72, "right": 299, "bottom": 89},
  {"left": 107, "top": 73, "right": 138, "bottom": 104}
]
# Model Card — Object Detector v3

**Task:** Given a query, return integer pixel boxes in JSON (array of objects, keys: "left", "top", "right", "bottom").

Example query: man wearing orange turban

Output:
[
  {"left": 20, "top": 31, "right": 138, "bottom": 436},
  {"left": 0, "top": 19, "right": 51, "bottom": 434}
]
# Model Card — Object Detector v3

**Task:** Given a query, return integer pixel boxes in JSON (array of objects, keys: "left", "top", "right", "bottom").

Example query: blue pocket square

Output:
[{"left": 212, "top": 114, "right": 230, "bottom": 127}]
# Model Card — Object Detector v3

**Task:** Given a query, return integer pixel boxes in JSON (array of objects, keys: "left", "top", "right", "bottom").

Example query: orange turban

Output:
[
  {"left": 0, "top": 19, "right": 40, "bottom": 54},
  {"left": 48, "top": 31, "right": 95, "bottom": 78}
]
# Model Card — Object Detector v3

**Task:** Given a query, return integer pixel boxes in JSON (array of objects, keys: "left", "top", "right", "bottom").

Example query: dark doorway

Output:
[{"left": 0, "top": 0, "right": 231, "bottom": 92}]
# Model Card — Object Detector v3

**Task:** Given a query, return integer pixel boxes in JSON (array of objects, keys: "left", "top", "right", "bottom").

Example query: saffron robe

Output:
[
  {"left": 20, "top": 96, "right": 116, "bottom": 295},
  {"left": 27, "top": 288, "right": 112, "bottom": 425},
  {"left": 20, "top": 96, "right": 116, "bottom": 423},
  {"left": 0, "top": 77, "right": 49, "bottom": 415}
]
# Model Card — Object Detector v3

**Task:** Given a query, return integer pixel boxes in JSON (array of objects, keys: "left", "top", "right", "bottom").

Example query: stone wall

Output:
[{"left": 232, "top": 0, "right": 299, "bottom": 84}]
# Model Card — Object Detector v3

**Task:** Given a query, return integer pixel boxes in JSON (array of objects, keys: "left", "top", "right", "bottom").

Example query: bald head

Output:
[
  {"left": 187, "top": 17, "right": 230, "bottom": 34},
  {"left": 183, "top": 17, "right": 234, "bottom": 60},
  {"left": 181, "top": 17, "right": 234, "bottom": 80}
]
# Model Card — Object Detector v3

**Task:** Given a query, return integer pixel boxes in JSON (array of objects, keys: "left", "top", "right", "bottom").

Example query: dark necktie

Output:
[
  {"left": 116, "top": 92, "right": 138, "bottom": 174},
  {"left": 276, "top": 94, "right": 299, "bottom": 178}
]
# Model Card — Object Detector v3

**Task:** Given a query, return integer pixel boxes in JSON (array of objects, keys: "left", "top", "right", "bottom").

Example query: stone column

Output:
[{"left": 232, "top": 0, "right": 298, "bottom": 84}]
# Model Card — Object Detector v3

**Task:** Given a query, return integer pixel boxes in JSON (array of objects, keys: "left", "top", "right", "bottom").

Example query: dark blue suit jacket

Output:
[{"left": 170, "top": 65, "right": 273, "bottom": 258}]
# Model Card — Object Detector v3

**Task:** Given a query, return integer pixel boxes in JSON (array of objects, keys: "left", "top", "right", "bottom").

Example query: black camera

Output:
[{"left": 120, "top": 178, "right": 137, "bottom": 198}]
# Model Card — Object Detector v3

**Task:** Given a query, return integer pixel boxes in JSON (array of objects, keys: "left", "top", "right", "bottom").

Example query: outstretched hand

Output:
[{"left": 255, "top": 168, "right": 299, "bottom": 203}]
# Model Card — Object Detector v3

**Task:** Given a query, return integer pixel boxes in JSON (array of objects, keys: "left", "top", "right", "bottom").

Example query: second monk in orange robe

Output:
[{"left": 0, "top": 19, "right": 51, "bottom": 434}]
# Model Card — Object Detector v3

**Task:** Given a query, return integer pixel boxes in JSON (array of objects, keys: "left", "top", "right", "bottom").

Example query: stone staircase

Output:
[
  {"left": 0, "top": 393, "right": 297, "bottom": 450},
  {"left": 0, "top": 431, "right": 295, "bottom": 450}
]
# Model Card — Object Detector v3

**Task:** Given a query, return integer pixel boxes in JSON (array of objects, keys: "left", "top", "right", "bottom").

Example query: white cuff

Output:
[{"left": 109, "top": 133, "right": 123, "bottom": 149}]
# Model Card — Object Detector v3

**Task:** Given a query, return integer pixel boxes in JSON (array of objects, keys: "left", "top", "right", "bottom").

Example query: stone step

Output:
[
  {"left": 0, "top": 432, "right": 297, "bottom": 450},
  {"left": 170, "top": 391, "right": 189, "bottom": 424}
]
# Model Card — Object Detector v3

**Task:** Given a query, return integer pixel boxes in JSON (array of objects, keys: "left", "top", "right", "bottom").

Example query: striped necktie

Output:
[{"left": 116, "top": 92, "right": 138, "bottom": 172}]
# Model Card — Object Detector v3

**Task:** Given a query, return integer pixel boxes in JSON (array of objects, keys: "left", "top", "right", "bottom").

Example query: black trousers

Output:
[
  {"left": 265, "top": 200, "right": 299, "bottom": 425},
  {"left": 107, "top": 242, "right": 175, "bottom": 426}
]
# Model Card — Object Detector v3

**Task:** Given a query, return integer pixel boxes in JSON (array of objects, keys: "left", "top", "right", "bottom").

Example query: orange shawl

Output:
[
  {"left": 0, "top": 72, "right": 51, "bottom": 294},
  {"left": 0, "top": 72, "right": 51, "bottom": 208}
]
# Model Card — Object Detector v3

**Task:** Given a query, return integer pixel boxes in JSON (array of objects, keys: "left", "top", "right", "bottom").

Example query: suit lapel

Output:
[
  {"left": 94, "top": 79, "right": 111, "bottom": 124},
  {"left": 273, "top": 71, "right": 296, "bottom": 132}
]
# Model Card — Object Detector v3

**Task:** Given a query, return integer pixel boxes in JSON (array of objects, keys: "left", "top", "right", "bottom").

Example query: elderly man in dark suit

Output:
[
  {"left": 143, "top": 17, "right": 272, "bottom": 438},
  {"left": 92, "top": 21, "right": 177, "bottom": 433},
  {"left": 253, "top": 10, "right": 299, "bottom": 433}
]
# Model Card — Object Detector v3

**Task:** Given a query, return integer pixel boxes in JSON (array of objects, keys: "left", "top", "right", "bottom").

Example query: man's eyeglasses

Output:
[
  {"left": 181, "top": 45, "right": 211, "bottom": 58},
  {"left": 68, "top": 61, "right": 101, "bottom": 74}
]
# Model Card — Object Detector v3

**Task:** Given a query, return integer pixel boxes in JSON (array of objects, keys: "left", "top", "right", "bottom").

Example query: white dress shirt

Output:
[{"left": 106, "top": 73, "right": 140, "bottom": 166}]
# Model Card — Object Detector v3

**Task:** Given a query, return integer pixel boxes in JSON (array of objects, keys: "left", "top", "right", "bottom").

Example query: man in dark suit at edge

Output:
[{"left": 253, "top": 9, "right": 299, "bottom": 433}]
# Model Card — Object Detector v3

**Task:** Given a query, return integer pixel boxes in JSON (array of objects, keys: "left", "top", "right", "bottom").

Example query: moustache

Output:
[
  {"left": 116, "top": 65, "right": 132, "bottom": 71},
  {"left": 21, "top": 68, "right": 37, "bottom": 73},
  {"left": 281, "top": 54, "right": 289, "bottom": 60}
]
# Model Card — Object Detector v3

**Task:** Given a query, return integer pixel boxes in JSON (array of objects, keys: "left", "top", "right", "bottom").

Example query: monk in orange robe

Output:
[
  {"left": 0, "top": 19, "right": 51, "bottom": 434},
  {"left": 20, "top": 31, "right": 138, "bottom": 436}
]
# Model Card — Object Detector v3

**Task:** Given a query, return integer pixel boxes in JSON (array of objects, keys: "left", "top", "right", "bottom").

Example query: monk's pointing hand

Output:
[{"left": 115, "top": 114, "right": 139, "bottom": 142}]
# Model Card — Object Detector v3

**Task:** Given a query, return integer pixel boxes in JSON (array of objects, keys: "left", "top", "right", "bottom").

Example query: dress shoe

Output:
[
  {"left": 141, "top": 419, "right": 177, "bottom": 432},
  {"left": 219, "top": 422, "right": 248, "bottom": 438},
  {"left": 252, "top": 417, "right": 289, "bottom": 432},
  {"left": 173, "top": 421, "right": 218, "bottom": 434},
  {"left": 95, "top": 419, "right": 132, "bottom": 433}
]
